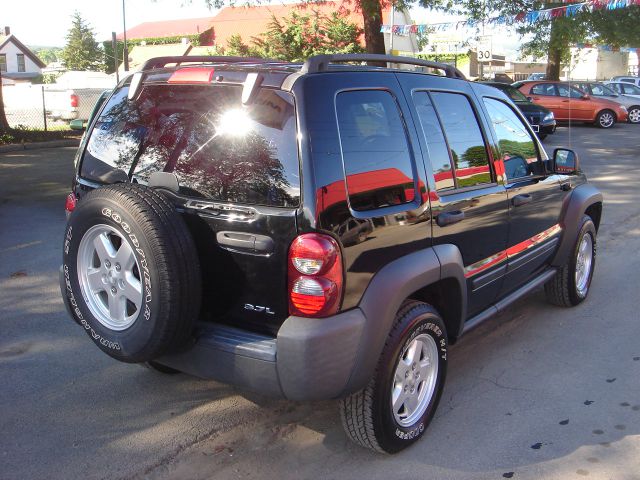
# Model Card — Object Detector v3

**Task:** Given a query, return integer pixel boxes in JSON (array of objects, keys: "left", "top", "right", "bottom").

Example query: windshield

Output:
[
  {"left": 494, "top": 84, "right": 529, "bottom": 103},
  {"left": 81, "top": 83, "right": 300, "bottom": 207}
]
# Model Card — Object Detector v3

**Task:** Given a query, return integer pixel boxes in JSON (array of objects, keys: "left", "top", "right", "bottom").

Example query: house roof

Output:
[
  {"left": 0, "top": 34, "right": 46, "bottom": 69},
  {"left": 116, "top": 17, "right": 214, "bottom": 41},
  {"left": 211, "top": 2, "right": 390, "bottom": 47}
]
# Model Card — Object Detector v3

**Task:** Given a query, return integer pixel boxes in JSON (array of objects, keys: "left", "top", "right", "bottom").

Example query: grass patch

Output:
[{"left": 0, "top": 126, "right": 81, "bottom": 145}]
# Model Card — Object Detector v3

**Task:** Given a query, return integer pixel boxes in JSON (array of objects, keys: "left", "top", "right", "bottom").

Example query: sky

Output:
[{"left": 2, "top": 0, "right": 523, "bottom": 57}]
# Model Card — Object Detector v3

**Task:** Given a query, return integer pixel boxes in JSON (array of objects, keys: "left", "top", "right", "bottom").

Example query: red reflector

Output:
[
  {"left": 65, "top": 193, "right": 76, "bottom": 213},
  {"left": 70, "top": 94, "right": 79, "bottom": 108},
  {"left": 168, "top": 67, "right": 215, "bottom": 84}
]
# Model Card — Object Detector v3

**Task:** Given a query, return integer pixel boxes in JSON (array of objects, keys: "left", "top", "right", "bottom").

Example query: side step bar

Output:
[{"left": 462, "top": 268, "right": 557, "bottom": 336}]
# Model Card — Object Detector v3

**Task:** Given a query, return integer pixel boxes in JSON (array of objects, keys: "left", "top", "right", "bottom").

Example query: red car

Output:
[{"left": 514, "top": 80, "right": 628, "bottom": 128}]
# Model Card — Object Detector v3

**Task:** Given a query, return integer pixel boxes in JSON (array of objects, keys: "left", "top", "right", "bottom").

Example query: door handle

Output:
[
  {"left": 436, "top": 210, "right": 465, "bottom": 227},
  {"left": 561, "top": 183, "right": 572, "bottom": 191},
  {"left": 216, "top": 231, "right": 274, "bottom": 254},
  {"left": 512, "top": 194, "right": 533, "bottom": 207},
  {"left": 561, "top": 100, "right": 570, "bottom": 103}
]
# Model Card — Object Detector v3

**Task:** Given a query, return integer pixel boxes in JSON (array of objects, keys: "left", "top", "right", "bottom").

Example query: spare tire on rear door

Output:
[{"left": 62, "top": 183, "right": 201, "bottom": 363}]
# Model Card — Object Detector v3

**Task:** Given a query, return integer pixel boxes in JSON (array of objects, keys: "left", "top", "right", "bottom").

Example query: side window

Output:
[
  {"left": 430, "top": 92, "right": 491, "bottom": 188},
  {"left": 623, "top": 83, "right": 640, "bottom": 95},
  {"left": 558, "top": 84, "right": 583, "bottom": 98},
  {"left": 531, "top": 83, "right": 556, "bottom": 96},
  {"left": 412, "top": 91, "right": 454, "bottom": 191},
  {"left": 609, "top": 83, "right": 621, "bottom": 94},
  {"left": 483, "top": 98, "right": 542, "bottom": 181},
  {"left": 335, "top": 90, "right": 416, "bottom": 212},
  {"left": 590, "top": 84, "right": 607, "bottom": 95}
]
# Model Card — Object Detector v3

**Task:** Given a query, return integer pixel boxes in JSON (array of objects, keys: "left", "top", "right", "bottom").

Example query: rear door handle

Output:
[
  {"left": 512, "top": 194, "right": 533, "bottom": 207},
  {"left": 217, "top": 231, "right": 274, "bottom": 254},
  {"left": 436, "top": 210, "right": 465, "bottom": 227}
]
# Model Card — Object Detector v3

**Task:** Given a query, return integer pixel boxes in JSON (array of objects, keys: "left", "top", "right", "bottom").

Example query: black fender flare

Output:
[
  {"left": 552, "top": 183, "right": 603, "bottom": 267},
  {"left": 340, "top": 244, "right": 467, "bottom": 396}
]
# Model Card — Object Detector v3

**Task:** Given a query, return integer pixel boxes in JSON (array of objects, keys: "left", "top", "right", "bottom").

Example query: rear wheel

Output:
[
  {"left": 340, "top": 301, "right": 448, "bottom": 453},
  {"left": 595, "top": 110, "right": 616, "bottom": 128},
  {"left": 627, "top": 106, "right": 640, "bottom": 124},
  {"left": 545, "top": 215, "right": 596, "bottom": 307}
]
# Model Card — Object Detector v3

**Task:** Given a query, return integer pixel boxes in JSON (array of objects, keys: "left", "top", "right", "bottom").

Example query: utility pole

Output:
[
  {"left": 122, "top": 0, "right": 129, "bottom": 72},
  {"left": 112, "top": 32, "right": 120, "bottom": 83},
  {"left": 389, "top": 4, "right": 395, "bottom": 55}
]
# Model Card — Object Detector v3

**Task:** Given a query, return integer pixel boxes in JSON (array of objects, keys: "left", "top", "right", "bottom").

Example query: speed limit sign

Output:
[{"left": 477, "top": 36, "right": 492, "bottom": 63}]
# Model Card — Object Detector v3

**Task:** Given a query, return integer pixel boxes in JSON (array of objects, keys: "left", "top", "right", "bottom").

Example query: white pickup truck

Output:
[
  {"left": 44, "top": 71, "right": 116, "bottom": 122},
  {"left": 44, "top": 87, "right": 109, "bottom": 122}
]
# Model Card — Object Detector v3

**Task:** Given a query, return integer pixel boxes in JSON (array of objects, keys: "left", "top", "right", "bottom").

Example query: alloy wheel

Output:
[{"left": 77, "top": 224, "right": 143, "bottom": 331}]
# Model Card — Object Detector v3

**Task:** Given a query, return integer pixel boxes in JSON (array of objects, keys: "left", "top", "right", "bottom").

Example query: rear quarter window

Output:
[{"left": 81, "top": 83, "right": 300, "bottom": 207}]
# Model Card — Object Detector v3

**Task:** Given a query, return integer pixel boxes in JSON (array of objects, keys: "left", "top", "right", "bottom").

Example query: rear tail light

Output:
[
  {"left": 70, "top": 94, "right": 79, "bottom": 108},
  {"left": 65, "top": 192, "right": 77, "bottom": 216},
  {"left": 288, "top": 233, "right": 343, "bottom": 317}
]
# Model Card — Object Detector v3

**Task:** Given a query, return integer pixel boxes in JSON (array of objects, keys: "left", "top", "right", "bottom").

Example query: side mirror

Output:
[
  {"left": 553, "top": 148, "right": 580, "bottom": 174},
  {"left": 527, "top": 96, "right": 533, "bottom": 102},
  {"left": 581, "top": 94, "right": 590, "bottom": 100},
  {"left": 69, "top": 119, "right": 85, "bottom": 131}
]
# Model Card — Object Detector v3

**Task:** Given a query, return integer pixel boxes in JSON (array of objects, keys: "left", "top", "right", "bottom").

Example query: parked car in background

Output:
[
  {"left": 69, "top": 90, "right": 111, "bottom": 131},
  {"left": 571, "top": 81, "right": 640, "bottom": 124},
  {"left": 527, "top": 73, "right": 546, "bottom": 80},
  {"left": 604, "top": 81, "right": 640, "bottom": 99},
  {"left": 514, "top": 80, "right": 628, "bottom": 128},
  {"left": 45, "top": 88, "right": 111, "bottom": 123},
  {"left": 610, "top": 75, "right": 640, "bottom": 87},
  {"left": 482, "top": 82, "right": 556, "bottom": 139}
]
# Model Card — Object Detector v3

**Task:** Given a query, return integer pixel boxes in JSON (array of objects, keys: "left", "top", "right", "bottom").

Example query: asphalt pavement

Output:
[{"left": 1, "top": 124, "right": 639, "bottom": 480}]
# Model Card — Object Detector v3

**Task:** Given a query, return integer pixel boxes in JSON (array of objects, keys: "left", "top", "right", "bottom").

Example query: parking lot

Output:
[{"left": 1, "top": 124, "right": 639, "bottom": 480}]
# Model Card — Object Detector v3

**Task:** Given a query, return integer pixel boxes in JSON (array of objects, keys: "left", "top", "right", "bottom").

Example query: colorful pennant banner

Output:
[{"left": 381, "top": 0, "right": 640, "bottom": 34}]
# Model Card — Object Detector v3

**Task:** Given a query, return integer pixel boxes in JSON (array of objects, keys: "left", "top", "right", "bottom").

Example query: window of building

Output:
[
  {"left": 0, "top": 54, "right": 6, "bottom": 73},
  {"left": 335, "top": 90, "right": 416, "bottom": 211},
  {"left": 531, "top": 83, "right": 556, "bottom": 96},
  {"left": 17, "top": 54, "right": 25, "bottom": 73},
  {"left": 429, "top": 92, "right": 491, "bottom": 189},
  {"left": 483, "top": 98, "right": 543, "bottom": 181}
]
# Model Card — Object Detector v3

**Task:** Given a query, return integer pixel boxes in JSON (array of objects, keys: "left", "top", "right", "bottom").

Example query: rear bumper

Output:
[{"left": 153, "top": 310, "right": 367, "bottom": 401}]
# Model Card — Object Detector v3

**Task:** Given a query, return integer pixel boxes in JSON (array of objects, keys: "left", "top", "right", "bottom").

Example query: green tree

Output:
[
  {"left": 32, "top": 47, "right": 63, "bottom": 65},
  {"left": 445, "top": 1, "right": 640, "bottom": 80},
  {"left": 222, "top": 11, "right": 364, "bottom": 61},
  {"left": 60, "top": 11, "right": 102, "bottom": 71}
]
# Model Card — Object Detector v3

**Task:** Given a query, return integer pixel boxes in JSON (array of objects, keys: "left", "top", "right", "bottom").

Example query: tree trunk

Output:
[
  {"left": 545, "top": 19, "right": 563, "bottom": 81},
  {"left": 361, "top": 0, "right": 386, "bottom": 56},
  {"left": 0, "top": 70, "right": 10, "bottom": 132}
]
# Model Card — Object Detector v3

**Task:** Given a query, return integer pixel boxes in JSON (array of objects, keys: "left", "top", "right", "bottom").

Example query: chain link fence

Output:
[{"left": 2, "top": 84, "right": 106, "bottom": 130}]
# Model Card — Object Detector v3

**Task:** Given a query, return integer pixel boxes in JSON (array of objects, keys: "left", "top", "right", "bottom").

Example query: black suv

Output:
[{"left": 60, "top": 54, "right": 602, "bottom": 453}]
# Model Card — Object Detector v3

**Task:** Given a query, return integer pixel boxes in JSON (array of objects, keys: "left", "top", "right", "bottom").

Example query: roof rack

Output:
[
  {"left": 140, "top": 56, "right": 270, "bottom": 71},
  {"left": 301, "top": 54, "right": 466, "bottom": 79}
]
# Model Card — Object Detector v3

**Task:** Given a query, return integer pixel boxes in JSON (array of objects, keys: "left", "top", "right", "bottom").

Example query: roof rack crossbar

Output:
[
  {"left": 140, "top": 56, "right": 270, "bottom": 71},
  {"left": 301, "top": 54, "right": 466, "bottom": 79}
]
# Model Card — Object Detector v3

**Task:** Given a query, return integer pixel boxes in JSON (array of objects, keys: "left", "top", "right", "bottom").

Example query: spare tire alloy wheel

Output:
[
  {"left": 77, "top": 224, "right": 143, "bottom": 331},
  {"left": 340, "top": 301, "right": 448, "bottom": 453},
  {"left": 62, "top": 184, "right": 201, "bottom": 363}
]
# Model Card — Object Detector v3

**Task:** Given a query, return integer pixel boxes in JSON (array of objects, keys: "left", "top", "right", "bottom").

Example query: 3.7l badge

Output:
[{"left": 244, "top": 304, "right": 275, "bottom": 315}]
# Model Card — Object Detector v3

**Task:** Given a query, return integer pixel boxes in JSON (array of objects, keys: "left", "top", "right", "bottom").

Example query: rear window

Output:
[{"left": 81, "top": 83, "right": 300, "bottom": 207}]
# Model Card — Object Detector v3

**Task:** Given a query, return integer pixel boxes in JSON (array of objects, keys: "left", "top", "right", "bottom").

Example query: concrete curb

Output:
[{"left": 0, "top": 139, "right": 80, "bottom": 153}]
